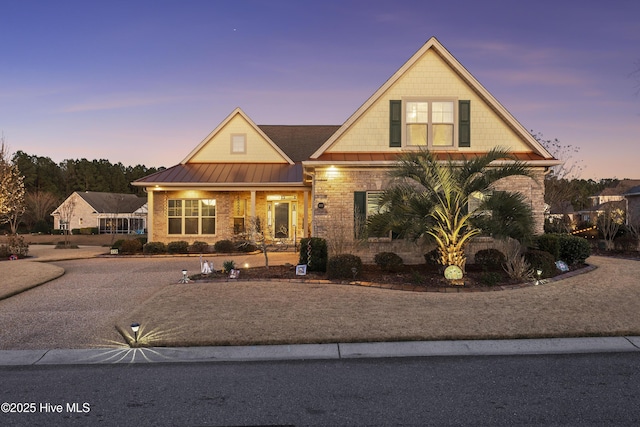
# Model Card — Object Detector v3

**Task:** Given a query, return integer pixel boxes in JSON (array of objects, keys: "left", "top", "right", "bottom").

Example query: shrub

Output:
[
  {"left": 136, "top": 236, "right": 147, "bottom": 247},
  {"left": 327, "top": 253, "right": 363, "bottom": 280},
  {"left": 299, "top": 237, "right": 328, "bottom": 272},
  {"left": 524, "top": 249, "right": 557, "bottom": 279},
  {"left": 33, "top": 220, "right": 51, "bottom": 234},
  {"left": 143, "top": 241, "right": 166, "bottom": 254},
  {"left": 71, "top": 228, "right": 80, "bottom": 235},
  {"left": 167, "top": 240, "right": 189, "bottom": 254},
  {"left": 614, "top": 235, "right": 638, "bottom": 252},
  {"left": 190, "top": 241, "right": 210, "bottom": 253},
  {"left": 557, "top": 234, "right": 591, "bottom": 265},
  {"left": 80, "top": 227, "right": 97, "bottom": 235},
  {"left": 120, "top": 239, "right": 143, "bottom": 254},
  {"left": 223, "top": 260, "right": 236, "bottom": 273},
  {"left": 480, "top": 271, "right": 503, "bottom": 286},
  {"left": 374, "top": 252, "right": 404, "bottom": 272},
  {"left": 111, "top": 239, "right": 125, "bottom": 250},
  {"left": 424, "top": 248, "right": 441, "bottom": 267},
  {"left": 474, "top": 248, "right": 506, "bottom": 271},
  {"left": 236, "top": 241, "right": 258, "bottom": 252},
  {"left": 534, "top": 234, "right": 560, "bottom": 260},
  {"left": 214, "top": 239, "right": 236, "bottom": 253}
]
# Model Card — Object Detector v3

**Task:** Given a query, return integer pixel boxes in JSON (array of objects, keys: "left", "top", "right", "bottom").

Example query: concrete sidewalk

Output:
[{"left": 1, "top": 336, "right": 639, "bottom": 366}]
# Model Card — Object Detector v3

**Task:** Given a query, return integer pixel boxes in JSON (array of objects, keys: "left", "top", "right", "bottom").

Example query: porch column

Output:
[
  {"left": 250, "top": 191, "right": 256, "bottom": 218},
  {"left": 147, "top": 190, "right": 154, "bottom": 239},
  {"left": 303, "top": 190, "right": 309, "bottom": 238}
]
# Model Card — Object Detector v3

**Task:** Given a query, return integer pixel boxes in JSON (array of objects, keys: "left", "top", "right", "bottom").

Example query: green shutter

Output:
[
  {"left": 389, "top": 100, "right": 402, "bottom": 147},
  {"left": 354, "top": 191, "right": 366, "bottom": 238},
  {"left": 459, "top": 100, "right": 470, "bottom": 147}
]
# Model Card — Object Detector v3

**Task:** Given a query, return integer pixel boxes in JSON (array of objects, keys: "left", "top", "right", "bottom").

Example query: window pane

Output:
[
  {"left": 168, "top": 218, "right": 182, "bottom": 234},
  {"left": 407, "top": 124, "right": 427, "bottom": 145},
  {"left": 433, "top": 124, "right": 453, "bottom": 146},
  {"left": 432, "top": 102, "right": 454, "bottom": 123},
  {"left": 185, "top": 218, "right": 198, "bottom": 234},
  {"left": 201, "top": 199, "right": 216, "bottom": 216},
  {"left": 233, "top": 218, "right": 245, "bottom": 234},
  {"left": 185, "top": 200, "right": 199, "bottom": 217},
  {"left": 168, "top": 200, "right": 182, "bottom": 216},
  {"left": 406, "top": 102, "right": 428, "bottom": 123},
  {"left": 202, "top": 218, "right": 216, "bottom": 235},
  {"left": 366, "top": 192, "right": 383, "bottom": 216},
  {"left": 231, "top": 135, "right": 245, "bottom": 153}
]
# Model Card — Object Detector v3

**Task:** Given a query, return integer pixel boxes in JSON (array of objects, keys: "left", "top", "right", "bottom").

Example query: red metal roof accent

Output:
[{"left": 311, "top": 152, "right": 546, "bottom": 162}]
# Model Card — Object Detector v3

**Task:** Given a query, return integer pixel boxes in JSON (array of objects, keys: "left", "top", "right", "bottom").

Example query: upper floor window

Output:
[
  {"left": 231, "top": 134, "right": 246, "bottom": 154},
  {"left": 390, "top": 99, "right": 469, "bottom": 148},
  {"left": 405, "top": 100, "right": 455, "bottom": 148}
]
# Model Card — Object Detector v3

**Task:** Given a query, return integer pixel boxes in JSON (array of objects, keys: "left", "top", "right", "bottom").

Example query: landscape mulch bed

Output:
[{"left": 190, "top": 263, "right": 576, "bottom": 290}]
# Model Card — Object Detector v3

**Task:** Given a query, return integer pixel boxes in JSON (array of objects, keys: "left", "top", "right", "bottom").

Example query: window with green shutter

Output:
[
  {"left": 389, "top": 100, "right": 402, "bottom": 147},
  {"left": 354, "top": 191, "right": 366, "bottom": 238},
  {"left": 458, "top": 100, "right": 470, "bottom": 147}
]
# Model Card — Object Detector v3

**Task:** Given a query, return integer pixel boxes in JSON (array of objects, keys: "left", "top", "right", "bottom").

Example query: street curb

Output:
[{"left": 1, "top": 337, "right": 639, "bottom": 366}]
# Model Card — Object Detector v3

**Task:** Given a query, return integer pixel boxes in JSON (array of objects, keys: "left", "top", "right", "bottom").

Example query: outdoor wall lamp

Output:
[
  {"left": 130, "top": 322, "right": 140, "bottom": 343},
  {"left": 179, "top": 269, "right": 190, "bottom": 283}
]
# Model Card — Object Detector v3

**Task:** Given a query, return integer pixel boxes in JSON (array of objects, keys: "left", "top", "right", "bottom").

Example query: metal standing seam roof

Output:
[{"left": 134, "top": 163, "right": 304, "bottom": 185}]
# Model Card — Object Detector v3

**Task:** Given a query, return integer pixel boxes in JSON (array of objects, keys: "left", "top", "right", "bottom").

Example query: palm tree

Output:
[{"left": 367, "top": 147, "right": 535, "bottom": 272}]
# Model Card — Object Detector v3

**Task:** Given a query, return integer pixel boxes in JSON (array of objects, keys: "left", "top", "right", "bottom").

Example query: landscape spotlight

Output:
[
  {"left": 179, "top": 269, "right": 189, "bottom": 283},
  {"left": 535, "top": 269, "right": 543, "bottom": 286},
  {"left": 130, "top": 322, "right": 140, "bottom": 343}
]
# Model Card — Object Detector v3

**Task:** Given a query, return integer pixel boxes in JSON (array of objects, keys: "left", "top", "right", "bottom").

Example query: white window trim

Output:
[
  {"left": 402, "top": 97, "right": 458, "bottom": 150},
  {"left": 168, "top": 199, "right": 217, "bottom": 235}
]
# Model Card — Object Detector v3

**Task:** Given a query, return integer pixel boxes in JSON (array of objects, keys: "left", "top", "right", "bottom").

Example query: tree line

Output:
[{"left": 6, "top": 150, "right": 163, "bottom": 233}]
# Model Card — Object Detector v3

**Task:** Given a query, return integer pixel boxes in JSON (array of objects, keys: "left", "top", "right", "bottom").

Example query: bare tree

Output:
[
  {"left": 532, "top": 131, "right": 583, "bottom": 180},
  {"left": 597, "top": 203, "right": 625, "bottom": 251},
  {"left": 58, "top": 196, "right": 76, "bottom": 247},
  {"left": 0, "top": 136, "right": 26, "bottom": 234},
  {"left": 246, "top": 216, "right": 270, "bottom": 268},
  {"left": 25, "top": 190, "right": 59, "bottom": 230}
]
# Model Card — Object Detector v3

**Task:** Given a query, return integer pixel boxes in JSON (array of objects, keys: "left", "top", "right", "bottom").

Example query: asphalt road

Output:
[{"left": 1, "top": 352, "right": 639, "bottom": 426}]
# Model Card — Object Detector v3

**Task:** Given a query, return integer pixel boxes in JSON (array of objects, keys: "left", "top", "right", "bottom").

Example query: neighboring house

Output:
[
  {"left": 545, "top": 200, "right": 577, "bottom": 231},
  {"left": 133, "top": 37, "right": 559, "bottom": 261},
  {"left": 577, "top": 180, "right": 640, "bottom": 224},
  {"left": 52, "top": 191, "right": 147, "bottom": 234},
  {"left": 624, "top": 185, "right": 640, "bottom": 227}
]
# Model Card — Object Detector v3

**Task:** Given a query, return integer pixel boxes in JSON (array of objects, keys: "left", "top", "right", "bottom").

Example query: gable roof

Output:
[
  {"left": 624, "top": 185, "right": 640, "bottom": 197},
  {"left": 258, "top": 125, "right": 340, "bottom": 162},
  {"left": 310, "top": 36, "right": 554, "bottom": 161},
  {"left": 74, "top": 191, "right": 146, "bottom": 214},
  {"left": 597, "top": 180, "right": 640, "bottom": 197},
  {"left": 181, "top": 108, "right": 296, "bottom": 165}
]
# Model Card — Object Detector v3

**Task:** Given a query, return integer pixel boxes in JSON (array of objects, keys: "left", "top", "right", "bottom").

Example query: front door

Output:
[
  {"left": 267, "top": 197, "right": 297, "bottom": 240},
  {"left": 274, "top": 202, "right": 289, "bottom": 238}
]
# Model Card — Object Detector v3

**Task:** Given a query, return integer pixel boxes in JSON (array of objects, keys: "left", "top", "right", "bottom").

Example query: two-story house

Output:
[{"left": 133, "top": 37, "right": 559, "bottom": 262}]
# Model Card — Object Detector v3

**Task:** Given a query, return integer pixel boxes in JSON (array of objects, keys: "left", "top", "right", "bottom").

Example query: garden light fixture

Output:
[
  {"left": 535, "top": 269, "right": 542, "bottom": 285},
  {"left": 130, "top": 322, "right": 140, "bottom": 343},
  {"left": 179, "top": 269, "right": 190, "bottom": 283}
]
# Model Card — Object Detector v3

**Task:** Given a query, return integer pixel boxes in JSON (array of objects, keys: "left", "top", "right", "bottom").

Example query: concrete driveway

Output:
[{"left": 0, "top": 250, "right": 298, "bottom": 350}]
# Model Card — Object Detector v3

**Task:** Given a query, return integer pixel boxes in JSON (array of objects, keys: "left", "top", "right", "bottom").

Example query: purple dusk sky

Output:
[{"left": 2, "top": 0, "right": 638, "bottom": 180}]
